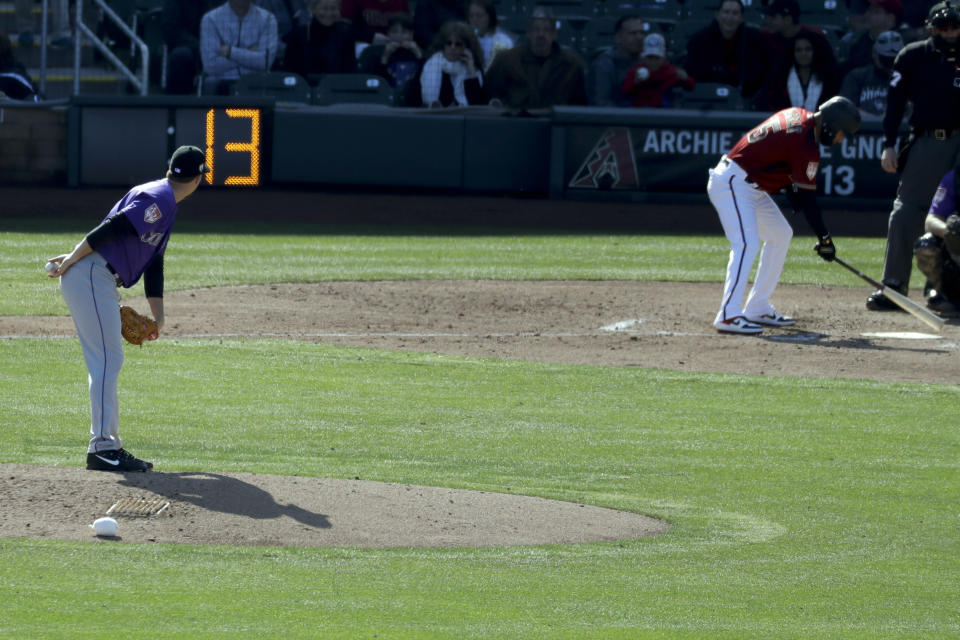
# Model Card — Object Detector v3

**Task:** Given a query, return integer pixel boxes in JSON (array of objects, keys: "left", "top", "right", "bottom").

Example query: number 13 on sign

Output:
[{"left": 204, "top": 108, "right": 261, "bottom": 186}]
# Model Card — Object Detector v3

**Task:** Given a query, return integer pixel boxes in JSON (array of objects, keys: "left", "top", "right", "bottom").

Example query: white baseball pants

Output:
[{"left": 708, "top": 157, "right": 793, "bottom": 326}]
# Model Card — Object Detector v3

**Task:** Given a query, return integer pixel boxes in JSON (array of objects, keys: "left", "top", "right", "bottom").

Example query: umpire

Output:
[{"left": 868, "top": 1, "right": 960, "bottom": 310}]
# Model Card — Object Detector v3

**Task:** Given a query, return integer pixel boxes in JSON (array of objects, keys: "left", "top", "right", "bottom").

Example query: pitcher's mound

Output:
[{"left": 0, "top": 464, "right": 668, "bottom": 548}]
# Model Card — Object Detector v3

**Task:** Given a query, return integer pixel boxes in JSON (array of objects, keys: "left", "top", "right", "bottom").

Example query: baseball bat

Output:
[{"left": 833, "top": 257, "right": 945, "bottom": 333}]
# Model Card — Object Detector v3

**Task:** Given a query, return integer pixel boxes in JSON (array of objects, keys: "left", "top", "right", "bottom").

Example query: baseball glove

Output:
[
  {"left": 120, "top": 305, "right": 159, "bottom": 346},
  {"left": 943, "top": 213, "right": 960, "bottom": 261}
]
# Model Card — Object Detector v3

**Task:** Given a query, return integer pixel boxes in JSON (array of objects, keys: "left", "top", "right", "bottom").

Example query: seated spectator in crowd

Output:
[
  {"left": 420, "top": 21, "right": 485, "bottom": 107},
  {"left": 467, "top": 0, "right": 513, "bottom": 71},
  {"left": 414, "top": 0, "right": 467, "bottom": 49},
  {"left": 284, "top": 0, "right": 357, "bottom": 79},
  {"left": 621, "top": 33, "right": 694, "bottom": 107},
  {"left": 164, "top": 0, "right": 221, "bottom": 94},
  {"left": 762, "top": 0, "right": 839, "bottom": 107},
  {"left": 901, "top": 0, "right": 938, "bottom": 41},
  {"left": 839, "top": 29, "right": 902, "bottom": 116},
  {"left": 589, "top": 14, "right": 646, "bottom": 107},
  {"left": 256, "top": 0, "right": 310, "bottom": 46},
  {"left": 915, "top": 169, "right": 960, "bottom": 313},
  {"left": 485, "top": 6, "right": 587, "bottom": 109},
  {"left": 767, "top": 34, "right": 839, "bottom": 110},
  {"left": 357, "top": 12, "right": 423, "bottom": 103},
  {"left": 685, "top": 0, "right": 770, "bottom": 107},
  {"left": 0, "top": 32, "right": 38, "bottom": 100},
  {"left": 839, "top": 0, "right": 902, "bottom": 76},
  {"left": 200, "top": 0, "right": 279, "bottom": 95},
  {"left": 342, "top": 0, "right": 411, "bottom": 45}
]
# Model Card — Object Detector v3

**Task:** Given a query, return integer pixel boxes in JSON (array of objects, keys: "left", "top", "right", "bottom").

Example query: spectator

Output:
[
  {"left": 284, "top": 0, "right": 357, "bottom": 79},
  {"left": 467, "top": 0, "right": 513, "bottom": 71},
  {"left": 839, "top": 29, "right": 903, "bottom": 116},
  {"left": 839, "top": 0, "right": 902, "bottom": 75},
  {"left": 684, "top": 0, "right": 770, "bottom": 107},
  {"left": 357, "top": 12, "right": 423, "bottom": 103},
  {"left": 200, "top": 0, "right": 279, "bottom": 95},
  {"left": 484, "top": 6, "right": 587, "bottom": 110},
  {"left": 621, "top": 33, "right": 694, "bottom": 107},
  {"left": 420, "top": 20, "right": 485, "bottom": 107},
  {"left": 914, "top": 170, "right": 960, "bottom": 313},
  {"left": 588, "top": 14, "right": 646, "bottom": 107},
  {"left": 164, "top": 0, "right": 221, "bottom": 94},
  {"left": 256, "top": 0, "right": 311, "bottom": 45},
  {"left": 414, "top": 0, "right": 467, "bottom": 48},
  {"left": 902, "top": 0, "right": 939, "bottom": 41},
  {"left": 0, "top": 32, "right": 38, "bottom": 100},
  {"left": 341, "top": 0, "right": 411, "bottom": 45},
  {"left": 761, "top": 0, "right": 840, "bottom": 109},
  {"left": 767, "top": 34, "right": 839, "bottom": 111}
]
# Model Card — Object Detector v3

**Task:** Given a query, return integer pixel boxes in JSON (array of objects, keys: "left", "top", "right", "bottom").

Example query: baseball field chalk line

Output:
[
  {"left": 600, "top": 319, "right": 644, "bottom": 332},
  {"left": 860, "top": 331, "right": 944, "bottom": 340}
]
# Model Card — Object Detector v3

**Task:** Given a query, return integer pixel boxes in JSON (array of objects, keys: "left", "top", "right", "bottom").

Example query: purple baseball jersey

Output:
[
  {"left": 96, "top": 179, "right": 178, "bottom": 287},
  {"left": 929, "top": 170, "right": 956, "bottom": 221}
]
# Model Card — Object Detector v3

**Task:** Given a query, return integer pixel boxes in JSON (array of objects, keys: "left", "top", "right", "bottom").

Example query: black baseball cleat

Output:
[
  {"left": 865, "top": 289, "right": 905, "bottom": 312},
  {"left": 86, "top": 448, "right": 153, "bottom": 472}
]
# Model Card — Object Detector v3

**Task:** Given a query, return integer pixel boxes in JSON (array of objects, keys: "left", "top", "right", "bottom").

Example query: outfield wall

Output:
[{"left": 1, "top": 97, "right": 899, "bottom": 212}]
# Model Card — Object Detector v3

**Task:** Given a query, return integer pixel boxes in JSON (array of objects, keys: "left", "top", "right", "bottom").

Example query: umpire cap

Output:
[
  {"left": 928, "top": 1, "right": 960, "bottom": 29},
  {"left": 818, "top": 96, "right": 861, "bottom": 143}
]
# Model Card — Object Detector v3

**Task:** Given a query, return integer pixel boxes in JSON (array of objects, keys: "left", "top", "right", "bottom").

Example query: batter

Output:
[
  {"left": 708, "top": 96, "right": 861, "bottom": 334},
  {"left": 47, "top": 146, "right": 208, "bottom": 472}
]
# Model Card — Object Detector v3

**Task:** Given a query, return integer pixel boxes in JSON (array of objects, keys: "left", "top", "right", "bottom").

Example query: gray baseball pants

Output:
[
  {"left": 60, "top": 252, "right": 125, "bottom": 454},
  {"left": 883, "top": 134, "right": 960, "bottom": 291}
]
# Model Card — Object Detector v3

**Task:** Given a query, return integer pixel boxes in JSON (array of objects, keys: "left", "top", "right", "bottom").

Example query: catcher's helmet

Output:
[
  {"left": 818, "top": 96, "right": 861, "bottom": 144},
  {"left": 928, "top": 1, "right": 960, "bottom": 29}
]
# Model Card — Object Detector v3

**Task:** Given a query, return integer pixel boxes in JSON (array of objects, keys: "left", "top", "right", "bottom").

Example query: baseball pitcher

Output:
[{"left": 46, "top": 146, "right": 208, "bottom": 472}]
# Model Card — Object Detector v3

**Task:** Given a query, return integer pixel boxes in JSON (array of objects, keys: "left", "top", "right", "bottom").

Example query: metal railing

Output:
[{"left": 73, "top": 0, "right": 149, "bottom": 96}]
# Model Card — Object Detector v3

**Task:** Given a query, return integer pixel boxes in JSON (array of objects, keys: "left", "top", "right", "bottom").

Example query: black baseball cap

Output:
[{"left": 169, "top": 145, "right": 210, "bottom": 178}]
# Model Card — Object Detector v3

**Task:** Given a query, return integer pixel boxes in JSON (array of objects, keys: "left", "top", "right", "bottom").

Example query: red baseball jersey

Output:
[{"left": 726, "top": 107, "right": 821, "bottom": 194}]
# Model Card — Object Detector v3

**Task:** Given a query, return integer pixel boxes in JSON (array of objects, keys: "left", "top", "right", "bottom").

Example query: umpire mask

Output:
[{"left": 928, "top": 1, "right": 960, "bottom": 58}]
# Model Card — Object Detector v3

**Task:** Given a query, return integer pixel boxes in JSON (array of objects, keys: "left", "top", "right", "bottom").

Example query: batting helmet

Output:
[{"left": 818, "top": 96, "right": 861, "bottom": 145}]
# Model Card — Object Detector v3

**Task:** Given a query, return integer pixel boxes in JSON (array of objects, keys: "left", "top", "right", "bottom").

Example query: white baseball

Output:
[
  {"left": 44, "top": 261, "right": 58, "bottom": 274},
  {"left": 90, "top": 517, "right": 118, "bottom": 536},
  {"left": 636, "top": 67, "right": 650, "bottom": 81}
]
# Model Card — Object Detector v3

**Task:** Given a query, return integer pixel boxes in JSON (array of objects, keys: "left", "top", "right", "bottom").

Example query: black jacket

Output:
[
  {"left": 284, "top": 18, "right": 357, "bottom": 77},
  {"left": 684, "top": 21, "right": 769, "bottom": 103},
  {"left": 883, "top": 37, "right": 960, "bottom": 147}
]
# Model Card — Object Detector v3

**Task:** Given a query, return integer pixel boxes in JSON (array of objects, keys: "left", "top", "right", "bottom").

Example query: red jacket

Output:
[{"left": 622, "top": 61, "right": 695, "bottom": 107}]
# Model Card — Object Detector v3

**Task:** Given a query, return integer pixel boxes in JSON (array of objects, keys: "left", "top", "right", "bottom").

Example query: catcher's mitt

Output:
[
  {"left": 120, "top": 305, "right": 159, "bottom": 346},
  {"left": 943, "top": 213, "right": 960, "bottom": 261}
]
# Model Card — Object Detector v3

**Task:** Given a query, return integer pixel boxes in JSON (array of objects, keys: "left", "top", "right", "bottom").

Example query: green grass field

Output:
[{"left": 1, "top": 222, "right": 956, "bottom": 638}]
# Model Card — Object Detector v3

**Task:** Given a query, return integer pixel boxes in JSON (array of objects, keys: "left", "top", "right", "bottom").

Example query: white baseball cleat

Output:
[
  {"left": 715, "top": 316, "right": 764, "bottom": 334},
  {"left": 746, "top": 312, "right": 796, "bottom": 326}
]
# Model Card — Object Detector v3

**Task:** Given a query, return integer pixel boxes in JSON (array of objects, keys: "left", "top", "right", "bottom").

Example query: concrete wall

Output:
[{"left": 0, "top": 103, "right": 68, "bottom": 184}]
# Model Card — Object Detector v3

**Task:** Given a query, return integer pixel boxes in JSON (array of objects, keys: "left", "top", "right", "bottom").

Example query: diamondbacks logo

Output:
[
  {"left": 806, "top": 162, "right": 819, "bottom": 181},
  {"left": 143, "top": 203, "right": 162, "bottom": 223},
  {"left": 569, "top": 128, "right": 639, "bottom": 190}
]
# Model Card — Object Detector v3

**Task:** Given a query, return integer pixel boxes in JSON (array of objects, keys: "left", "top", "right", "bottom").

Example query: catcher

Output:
[
  {"left": 46, "top": 145, "right": 208, "bottom": 472},
  {"left": 915, "top": 169, "right": 960, "bottom": 314}
]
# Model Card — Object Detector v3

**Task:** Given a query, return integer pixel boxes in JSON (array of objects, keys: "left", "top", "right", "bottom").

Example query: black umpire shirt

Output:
[{"left": 883, "top": 37, "right": 960, "bottom": 148}]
